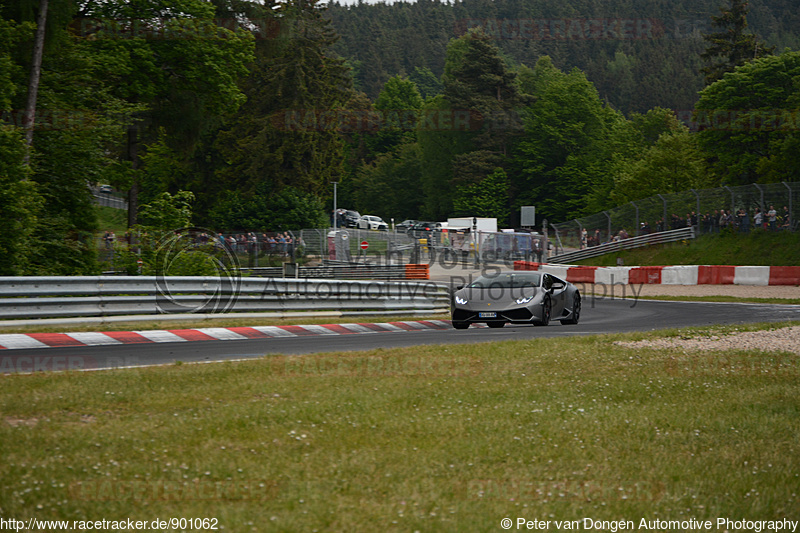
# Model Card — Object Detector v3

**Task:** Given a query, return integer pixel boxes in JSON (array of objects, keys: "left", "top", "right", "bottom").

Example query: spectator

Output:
[
  {"left": 533, "top": 238, "right": 543, "bottom": 263},
  {"left": 767, "top": 205, "right": 777, "bottom": 231},
  {"left": 103, "top": 230, "right": 115, "bottom": 250},
  {"left": 737, "top": 208, "right": 750, "bottom": 233},
  {"left": 753, "top": 208, "right": 763, "bottom": 230},
  {"left": 285, "top": 232, "right": 294, "bottom": 258},
  {"left": 580, "top": 228, "right": 588, "bottom": 249},
  {"left": 718, "top": 210, "right": 727, "bottom": 230},
  {"left": 277, "top": 233, "right": 287, "bottom": 256},
  {"left": 781, "top": 206, "right": 791, "bottom": 230}
]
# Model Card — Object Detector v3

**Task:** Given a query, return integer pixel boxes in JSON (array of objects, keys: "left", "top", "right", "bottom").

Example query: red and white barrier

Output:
[{"left": 513, "top": 261, "right": 800, "bottom": 286}]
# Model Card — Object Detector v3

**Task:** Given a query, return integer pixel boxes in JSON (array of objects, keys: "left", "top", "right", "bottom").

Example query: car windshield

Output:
[{"left": 467, "top": 273, "right": 541, "bottom": 289}]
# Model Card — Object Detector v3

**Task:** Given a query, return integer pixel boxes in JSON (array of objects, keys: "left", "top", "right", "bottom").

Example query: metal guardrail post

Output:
[
  {"left": 724, "top": 185, "right": 735, "bottom": 214},
  {"left": 690, "top": 189, "right": 700, "bottom": 225},
  {"left": 783, "top": 182, "right": 793, "bottom": 230},
  {"left": 754, "top": 184, "right": 765, "bottom": 214}
]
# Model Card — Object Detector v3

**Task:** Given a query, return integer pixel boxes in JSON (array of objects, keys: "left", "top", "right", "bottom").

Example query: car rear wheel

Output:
[
  {"left": 487, "top": 322, "right": 505, "bottom": 328},
  {"left": 534, "top": 296, "right": 551, "bottom": 326},
  {"left": 560, "top": 293, "right": 581, "bottom": 325},
  {"left": 452, "top": 321, "right": 469, "bottom": 330}
]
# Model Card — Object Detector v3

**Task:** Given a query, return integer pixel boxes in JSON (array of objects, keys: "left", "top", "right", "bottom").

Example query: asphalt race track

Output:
[{"left": 4, "top": 297, "right": 799, "bottom": 373}]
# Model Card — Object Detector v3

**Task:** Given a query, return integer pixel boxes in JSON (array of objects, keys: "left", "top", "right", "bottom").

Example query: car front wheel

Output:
[
  {"left": 452, "top": 321, "right": 469, "bottom": 330},
  {"left": 561, "top": 293, "right": 581, "bottom": 325},
  {"left": 534, "top": 296, "right": 551, "bottom": 326}
]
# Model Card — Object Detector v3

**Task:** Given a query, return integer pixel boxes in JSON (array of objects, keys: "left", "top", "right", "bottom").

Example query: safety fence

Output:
[
  {"left": 552, "top": 181, "right": 798, "bottom": 250},
  {"left": 0, "top": 276, "right": 449, "bottom": 321},
  {"left": 548, "top": 226, "right": 695, "bottom": 264}
]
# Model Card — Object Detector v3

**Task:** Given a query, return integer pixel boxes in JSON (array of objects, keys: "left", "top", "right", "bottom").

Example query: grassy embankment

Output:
[
  {"left": 96, "top": 205, "right": 128, "bottom": 235},
  {"left": 575, "top": 230, "right": 800, "bottom": 267},
  {"left": 2, "top": 321, "right": 798, "bottom": 531}
]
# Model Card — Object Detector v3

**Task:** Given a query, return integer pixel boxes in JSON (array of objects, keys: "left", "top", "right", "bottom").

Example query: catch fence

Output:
[{"left": 551, "top": 182, "right": 798, "bottom": 251}]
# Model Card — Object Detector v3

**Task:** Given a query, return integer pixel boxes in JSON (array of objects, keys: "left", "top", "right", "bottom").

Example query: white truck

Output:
[{"left": 446, "top": 217, "right": 497, "bottom": 233}]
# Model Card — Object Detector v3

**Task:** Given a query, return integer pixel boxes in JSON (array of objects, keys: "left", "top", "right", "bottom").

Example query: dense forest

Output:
[
  {"left": 1, "top": 0, "right": 799, "bottom": 275},
  {"left": 328, "top": 0, "right": 800, "bottom": 113}
]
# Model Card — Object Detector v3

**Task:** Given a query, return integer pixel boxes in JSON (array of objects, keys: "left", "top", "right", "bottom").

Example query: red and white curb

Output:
[
  {"left": 515, "top": 262, "right": 800, "bottom": 286},
  {"left": 0, "top": 321, "right": 461, "bottom": 351}
]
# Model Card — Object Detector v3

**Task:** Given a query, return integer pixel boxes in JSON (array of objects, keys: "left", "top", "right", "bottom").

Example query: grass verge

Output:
[
  {"left": 95, "top": 205, "right": 128, "bottom": 235},
  {"left": 576, "top": 230, "right": 800, "bottom": 267},
  {"left": 633, "top": 295, "right": 800, "bottom": 305},
  {"left": 2, "top": 322, "right": 798, "bottom": 531}
]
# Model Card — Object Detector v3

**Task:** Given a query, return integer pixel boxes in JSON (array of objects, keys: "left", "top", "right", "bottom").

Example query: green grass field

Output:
[
  {"left": 576, "top": 230, "right": 800, "bottom": 267},
  {"left": 95, "top": 205, "right": 129, "bottom": 235},
  {"left": 2, "top": 322, "right": 798, "bottom": 531}
]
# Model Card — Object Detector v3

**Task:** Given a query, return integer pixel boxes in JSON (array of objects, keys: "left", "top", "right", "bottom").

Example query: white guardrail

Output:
[
  {"left": 549, "top": 226, "right": 695, "bottom": 264},
  {"left": 0, "top": 276, "right": 450, "bottom": 321}
]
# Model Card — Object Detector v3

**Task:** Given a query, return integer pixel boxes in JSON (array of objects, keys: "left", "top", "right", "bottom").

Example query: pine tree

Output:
[
  {"left": 701, "top": 0, "right": 774, "bottom": 85},
  {"left": 213, "top": 0, "right": 352, "bottom": 200}
]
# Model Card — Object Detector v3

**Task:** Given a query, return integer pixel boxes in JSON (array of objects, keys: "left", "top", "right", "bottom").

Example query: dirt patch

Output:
[{"left": 615, "top": 325, "right": 800, "bottom": 355}]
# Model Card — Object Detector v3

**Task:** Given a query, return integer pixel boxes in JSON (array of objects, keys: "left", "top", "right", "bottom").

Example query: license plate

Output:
[{"left": 479, "top": 312, "right": 497, "bottom": 318}]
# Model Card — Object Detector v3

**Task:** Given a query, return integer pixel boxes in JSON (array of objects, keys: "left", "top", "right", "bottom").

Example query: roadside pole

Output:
[{"left": 543, "top": 219, "right": 549, "bottom": 263}]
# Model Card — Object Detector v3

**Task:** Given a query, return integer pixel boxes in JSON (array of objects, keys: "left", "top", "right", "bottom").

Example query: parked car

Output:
[
  {"left": 410, "top": 221, "right": 441, "bottom": 239},
  {"left": 357, "top": 215, "right": 389, "bottom": 231},
  {"left": 343, "top": 210, "right": 361, "bottom": 228},
  {"left": 98, "top": 184, "right": 113, "bottom": 193},
  {"left": 396, "top": 219, "right": 418, "bottom": 234}
]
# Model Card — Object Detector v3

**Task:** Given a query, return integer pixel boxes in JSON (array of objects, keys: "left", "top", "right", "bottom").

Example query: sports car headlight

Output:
[
  {"left": 455, "top": 296, "right": 468, "bottom": 305},
  {"left": 515, "top": 296, "right": 534, "bottom": 304}
]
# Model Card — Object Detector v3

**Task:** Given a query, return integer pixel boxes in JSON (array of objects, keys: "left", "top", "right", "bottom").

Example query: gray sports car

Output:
[{"left": 451, "top": 271, "right": 581, "bottom": 329}]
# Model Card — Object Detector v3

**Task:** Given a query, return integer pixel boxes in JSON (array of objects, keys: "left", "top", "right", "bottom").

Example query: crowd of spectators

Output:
[
  {"left": 579, "top": 205, "right": 793, "bottom": 249},
  {"left": 217, "top": 232, "right": 300, "bottom": 257},
  {"left": 695, "top": 205, "right": 793, "bottom": 234}
]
